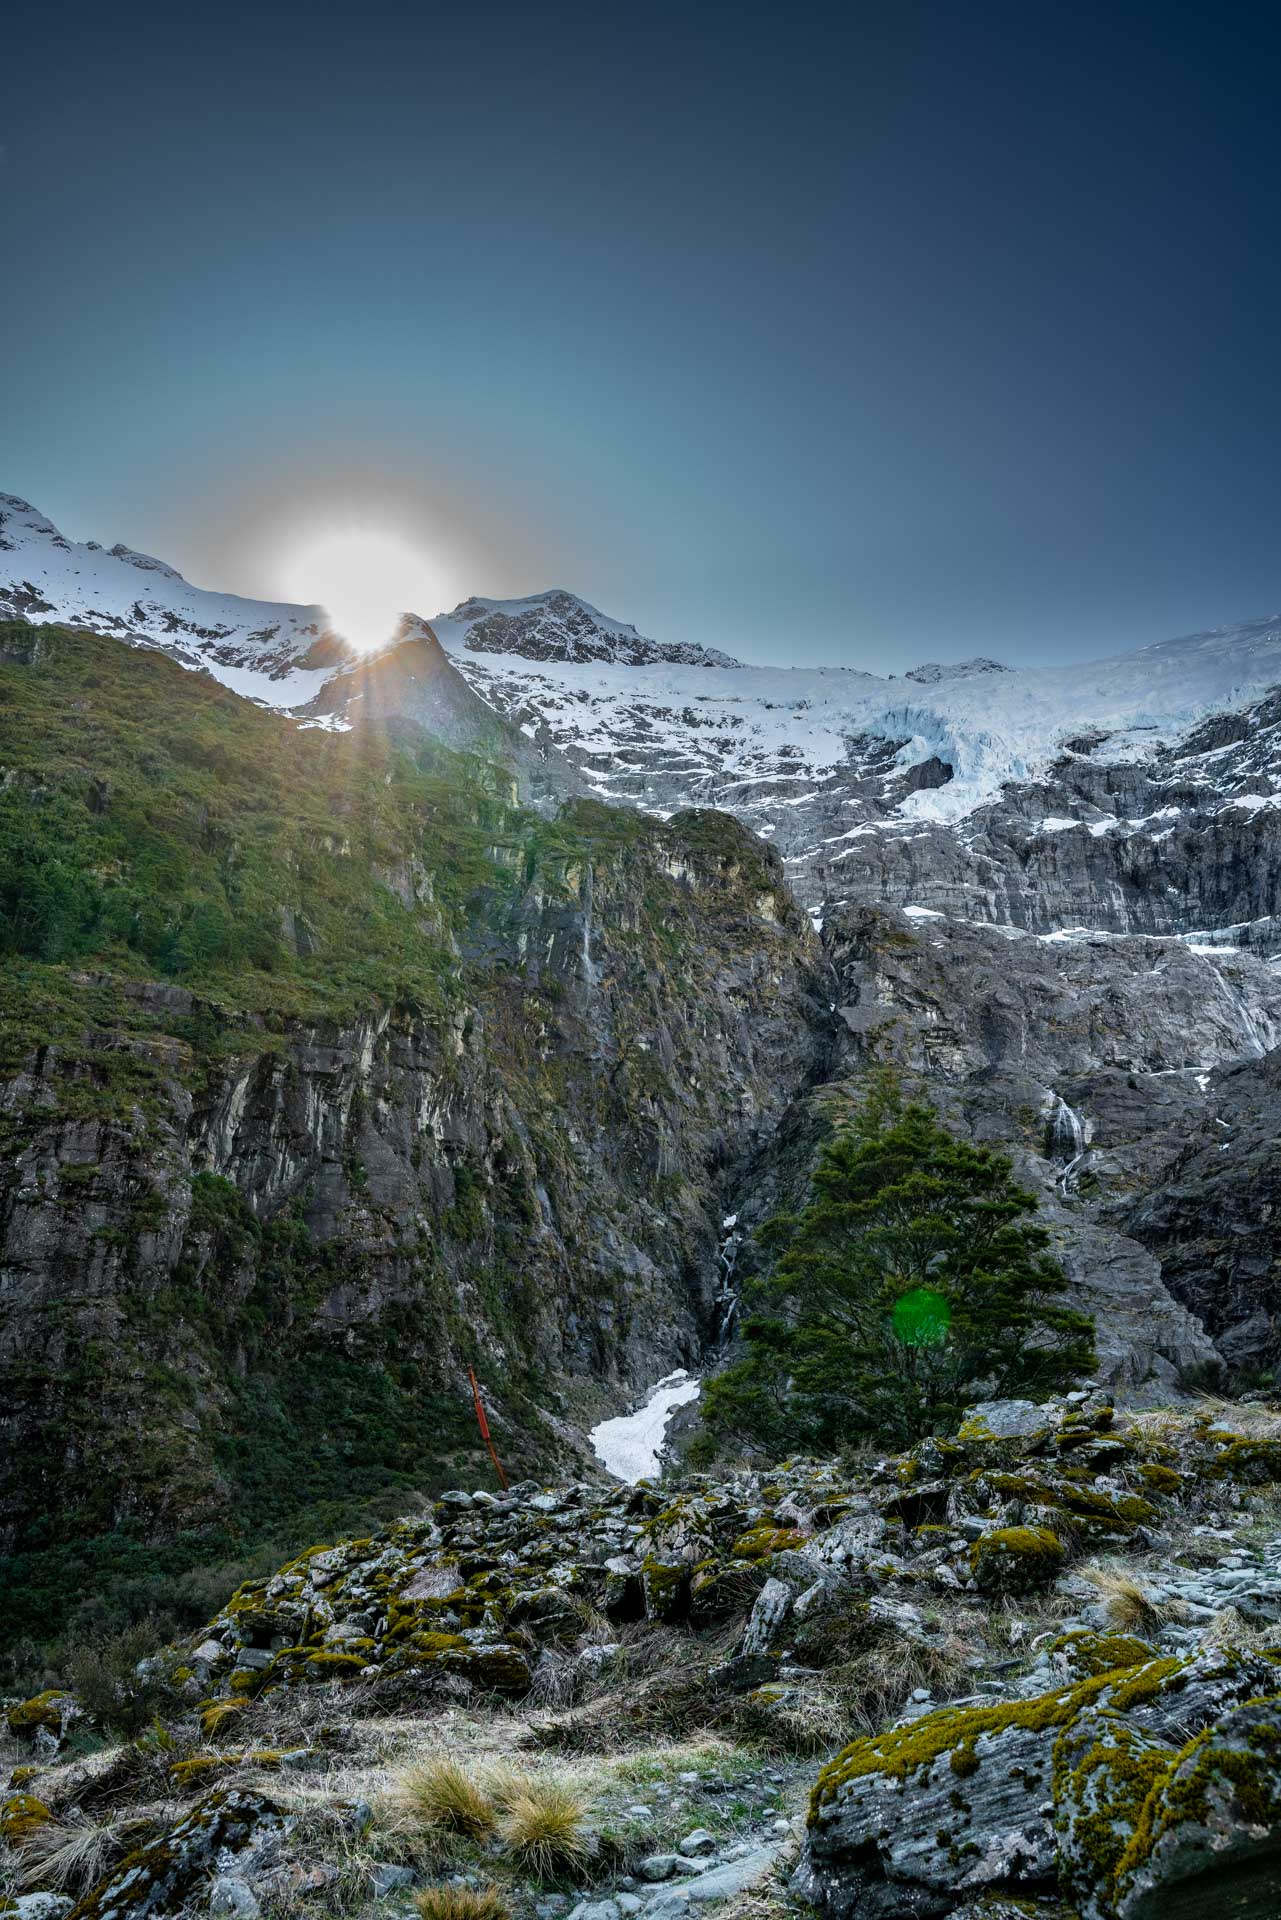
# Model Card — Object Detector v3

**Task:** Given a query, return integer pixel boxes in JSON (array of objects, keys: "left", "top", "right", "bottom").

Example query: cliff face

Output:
[
  {"left": 808, "top": 903, "right": 1281, "bottom": 1388},
  {"left": 8, "top": 616, "right": 1281, "bottom": 1648},
  {"left": 0, "top": 626, "right": 829, "bottom": 1618}
]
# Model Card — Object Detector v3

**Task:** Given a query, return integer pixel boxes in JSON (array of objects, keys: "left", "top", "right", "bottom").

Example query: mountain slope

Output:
[
  {"left": 10, "top": 495, "right": 1281, "bottom": 910},
  {"left": 0, "top": 620, "right": 827, "bottom": 1641}
]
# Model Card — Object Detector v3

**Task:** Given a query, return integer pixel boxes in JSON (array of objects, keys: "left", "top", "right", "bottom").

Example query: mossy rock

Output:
[
  {"left": 0, "top": 1791, "right": 52, "bottom": 1842},
  {"left": 1136, "top": 1462, "right": 1184, "bottom": 1495},
  {"left": 1112, "top": 1691, "right": 1281, "bottom": 1916},
  {"left": 969, "top": 1526, "right": 1066, "bottom": 1595},
  {"left": 1054, "top": 1702, "right": 1173, "bottom": 1911},
  {"left": 688, "top": 1558, "right": 768, "bottom": 1627},
  {"left": 64, "top": 1787, "right": 288, "bottom": 1920},
  {"left": 302, "top": 1651, "right": 370, "bottom": 1680},
  {"left": 805, "top": 1647, "right": 1281, "bottom": 1920},
  {"left": 1049, "top": 1629, "right": 1157, "bottom": 1681},
  {"left": 642, "top": 1556, "right": 691, "bottom": 1623},
  {"left": 5, "top": 1690, "right": 73, "bottom": 1737},
  {"left": 1208, "top": 1437, "right": 1281, "bottom": 1485},
  {"left": 730, "top": 1524, "right": 809, "bottom": 1561}
]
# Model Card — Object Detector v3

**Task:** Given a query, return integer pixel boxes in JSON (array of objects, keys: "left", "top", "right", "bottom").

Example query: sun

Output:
[{"left": 281, "top": 529, "right": 444, "bottom": 653}]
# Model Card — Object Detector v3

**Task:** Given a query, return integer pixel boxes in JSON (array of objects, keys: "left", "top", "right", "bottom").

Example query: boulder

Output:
[
  {"left": 65, "top": 1790, "right": 288, "bottom": 1920},
  {"left": 796, "top": 1647, "right": 1281, "bottom": 1920}
]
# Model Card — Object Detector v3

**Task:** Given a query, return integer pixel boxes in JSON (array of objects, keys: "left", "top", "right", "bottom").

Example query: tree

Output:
[{"left": 701, "top": 1077, "right": 1094, "bottom": 1453}]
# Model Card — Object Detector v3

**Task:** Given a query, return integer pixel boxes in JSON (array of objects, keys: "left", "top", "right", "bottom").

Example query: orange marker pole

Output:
[{"left": 468, "top": 1367, "right": 509, "bottom": 1490}]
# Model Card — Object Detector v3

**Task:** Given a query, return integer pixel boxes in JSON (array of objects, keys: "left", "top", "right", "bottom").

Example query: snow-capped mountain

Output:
[
  {"left": 8, "top": 490, "right": 1281, "bottom": 931},
  {"left": 0, "top": 492, "right": 355, "bottom": 705},
  {"left": 433, "top": 590, "right": 741, "bottom": 669},
  {"left": 432, "top": 605, "right": 1281, "bottom": 891}
]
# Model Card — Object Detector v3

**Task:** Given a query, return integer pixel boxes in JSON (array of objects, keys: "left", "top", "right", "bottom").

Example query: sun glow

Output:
[{"left": 282, "top": 529, "right": 445, "bottom": 653}]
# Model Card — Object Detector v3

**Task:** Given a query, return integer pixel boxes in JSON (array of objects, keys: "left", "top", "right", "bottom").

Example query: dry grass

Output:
[
  {"left": 497, "top": 1776, "right": 593, "bottom": 1879},
  {"left": 824, "top": 1626, "right": 975, "bottom": 1736},
  {"left": 388, "top": 1757, "right": 497, "bottom": 1842},
  {"left": 199, "top": 1697, "right": 248, "bottom": 1738},
  {"left": 1194, "top": 1393, "right": 1281, "bottom": 1437},
  {"left": 414, "top": 1885, "right": 511, "bottom": 1920},
  {"left": 18, "top": 1811, "right": 157, "bottom": 1894},
  {"left": 1079, "top": 1564, "right": 1174, "bottom": 1632}
]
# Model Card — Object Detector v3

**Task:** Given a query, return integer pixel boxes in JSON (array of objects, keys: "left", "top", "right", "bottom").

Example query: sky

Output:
[{"left": 2, "top": 0, "right": 1280, "bottom": 673}]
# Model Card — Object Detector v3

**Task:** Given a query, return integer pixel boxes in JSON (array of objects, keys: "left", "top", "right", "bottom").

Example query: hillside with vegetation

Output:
[{"left": 0, "top": 622, "right": 826, "bottom": 1667}]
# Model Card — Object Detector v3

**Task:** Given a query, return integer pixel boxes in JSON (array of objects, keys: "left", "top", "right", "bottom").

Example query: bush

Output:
[{"left": 59, "top": 1621, "right": 175, "bottom": 1738}]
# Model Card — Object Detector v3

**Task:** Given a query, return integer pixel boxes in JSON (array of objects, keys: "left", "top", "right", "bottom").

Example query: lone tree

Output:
[{"left": 702, "top": 1078, "right": 1095, "bottom": 1453}]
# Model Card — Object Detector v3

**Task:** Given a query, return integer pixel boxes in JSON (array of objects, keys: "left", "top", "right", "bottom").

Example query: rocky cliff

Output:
[{"left": 0, "top": 624, "right": 829, "bottom": 1638}]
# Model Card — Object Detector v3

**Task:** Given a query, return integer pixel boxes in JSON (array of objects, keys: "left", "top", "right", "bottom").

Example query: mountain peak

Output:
[
  {"left": 434, "top": 590, "right": 743, "bottom": 669},
  {"left": 903, "top": 656, "right": 1011, "bottom": 684}
]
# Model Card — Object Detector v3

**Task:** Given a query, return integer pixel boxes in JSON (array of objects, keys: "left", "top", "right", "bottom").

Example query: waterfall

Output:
[
  {"left": 580, "top": 864, "right": 600, "bottom": 990},
  {"left": 713, "top": 1212, "right": 744, "bottom": 1349},
  {"left": 1204, "top": 961, "right": 1269, "bottom": 1060},
  {"left": 1047, "top": 1094, "right": 1090, "bottom": 1197}
]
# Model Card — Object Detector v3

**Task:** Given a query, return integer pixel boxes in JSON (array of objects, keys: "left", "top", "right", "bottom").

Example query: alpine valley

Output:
[
  {"left": 8, "top": 496, "right": 1281, "bottom": 1918},
  {"left": 0, "top": 498, "right": 1276, "bottom": 1531}
]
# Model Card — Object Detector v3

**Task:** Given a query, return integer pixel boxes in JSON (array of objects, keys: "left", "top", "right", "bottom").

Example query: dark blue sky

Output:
[{"left": 4, "top": 1, "right": 1279, "bottom": 670}]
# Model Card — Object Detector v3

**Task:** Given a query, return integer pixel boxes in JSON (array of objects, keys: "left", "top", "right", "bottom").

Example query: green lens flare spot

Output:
[{"left": 893, "top": 1288, "right": 950, "bottom": 1346}]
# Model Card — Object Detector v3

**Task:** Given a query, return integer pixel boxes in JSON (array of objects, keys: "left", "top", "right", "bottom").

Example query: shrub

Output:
[{"left": 60, "top": 1621, "right": 174, "bottom": 1738}]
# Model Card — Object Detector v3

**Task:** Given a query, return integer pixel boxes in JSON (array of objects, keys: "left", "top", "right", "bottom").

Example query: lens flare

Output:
[
  {"left": 892, "top": 1288, "right": 951, "bottom": 1347},
  {"left": 282, "top": 530, "right": 443, "bottom": 653}
]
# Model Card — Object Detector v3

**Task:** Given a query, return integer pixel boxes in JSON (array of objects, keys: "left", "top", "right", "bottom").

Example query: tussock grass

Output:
[
  {"left": 199, "top": 1697, "right": 248, "bottom": 1737},
  {"left": 497, "top": 1777, "right": 593, "bottom": 1879},
  {"left": 414, "top": 1886, "right": 511, "bottom": 1920},
  {"left": 390, "top": 1757, "right": 497, "bottom": 1841},
  {"left": 827, "top": 1630, "right": 974, "bottom": 1736},
  {"left": 18, "top": 1812, "right": 156, "bottom": 1894},
  {"left": 1080, "top": 1564, "right": 1174, "bottom": 1631}
]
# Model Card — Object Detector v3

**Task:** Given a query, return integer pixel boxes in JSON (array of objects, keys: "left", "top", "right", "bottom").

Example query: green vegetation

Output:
[
  {"left": 0, "top": 620, "right": 525, "bottom": 1019},
  {"left": 0, "top": 621, "right": 808, "bottom": 1675},
  {"left": 700, "top": 1072, "right": 1095, "bottom": 1453}
]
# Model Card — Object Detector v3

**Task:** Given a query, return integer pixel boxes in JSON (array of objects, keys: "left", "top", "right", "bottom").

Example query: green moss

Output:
[
  {"left": 0, "top": 1792, "right": 51, "bottom": 1842},
  {"left": 1136, "top": 1461, "right": 1184, "bottom": 1494},
  {"left": 1209, "top": 1437, "right": 1281, "bottom": 1484},
  {"left": 5, "top": 1689, "right": 71, "bottom": 1735},
  {"left": 730, "top": 1524, "right": 809, "bottom": 1560},
  {"left": 810, "top": 1657, "right": 1183, "bottom": 1812},
  {"left": 1049, "top": 1629, "right": 1156, "bottom": 1679},
  {"left": 302, "top": 1651, "right": 370, "bottom": 1678},
  {"left": 969, "top": 1525, "right": 1066, "bottom": 1594}
]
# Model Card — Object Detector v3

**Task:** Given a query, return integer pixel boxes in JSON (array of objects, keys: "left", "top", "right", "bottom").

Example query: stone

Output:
[
  {"left": 64, "top": 1789, "right": 288, "bottom": 1920},
  {"left": 638, "top": 1855, "right": 683, "bottom": 1882},
  {"left": 646, "top": 1845, "right": 781, "bottom": 1915},
  {"left": 369, "top": 1863, "right": 417, "bottom": 1897},
  {"left": 207, "top": 1877, "right": 262, "bottom": 1918},
  {"left": 797, "top": 1646, "right": 1281, "bottom": 1920},
  {"left": 10, "top": 1898, "right": 75, "bottom": 1920},
  {"left": 678, "top": 1828, "right": 716, "bottom": 1856},
  {"left": 1114, "top": 1693, "right": 1281, "bottom": 1918},
  {"left": 742, "top": 1576, "right": 793, "bottom": 1655}
]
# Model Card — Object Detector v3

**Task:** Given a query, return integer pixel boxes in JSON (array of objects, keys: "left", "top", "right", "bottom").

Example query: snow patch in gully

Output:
[{"left": 590, "top": 1371, "right": 701, "bottom": 1483}]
